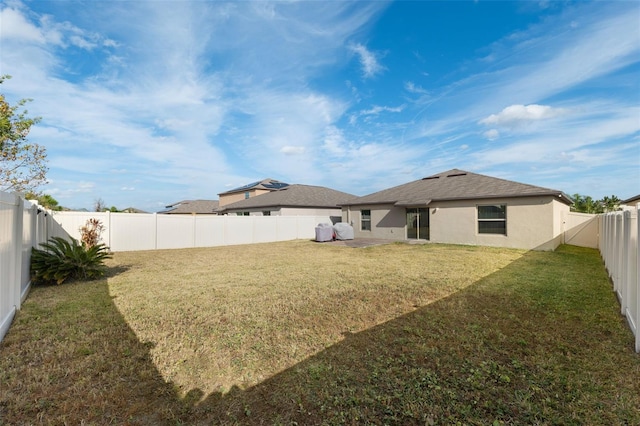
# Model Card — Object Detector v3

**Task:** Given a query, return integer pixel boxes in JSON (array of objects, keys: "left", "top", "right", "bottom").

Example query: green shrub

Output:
[{"left": 30, "top": 237, "right": 112, "bottom": 285}]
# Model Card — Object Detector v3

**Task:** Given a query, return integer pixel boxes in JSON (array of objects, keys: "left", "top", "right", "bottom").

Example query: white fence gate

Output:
[
  {"left": 599, "top": 207, "right": 639, "bottom": 353},
  {"left": 0, "top": 192, "right": 68, "bottom": 342},
  {"left": 563, "top": 211, "right": 599, "bottom": 248}
]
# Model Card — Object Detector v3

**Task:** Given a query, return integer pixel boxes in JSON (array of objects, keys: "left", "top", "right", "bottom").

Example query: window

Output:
[
  {"left": 244, "top": 191, "right": 250, "bottom": 199},
  {"left": 361, "top": 209, "right": 371, "bottom": 231},
  {"left": 478, "top": 205, "right": 506, "bottom": 235},
  {"left": 262, "top": 211, "right": 271, "bottom": 216}
]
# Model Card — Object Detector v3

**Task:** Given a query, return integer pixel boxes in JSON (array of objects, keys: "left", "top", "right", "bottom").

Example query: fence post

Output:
[
  {"left": 636, "top": 206, "right": 640, "bottom": 353},
  {"left": 10, "top": 196, "right": 24, "bottom": 311},
  {"left": 192, "top": 214, "right": 196, "bottom": 248}
]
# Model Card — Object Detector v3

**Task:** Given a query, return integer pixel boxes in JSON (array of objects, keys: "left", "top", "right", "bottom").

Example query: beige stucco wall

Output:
[
  {"left": 226, "top": 207, "right": 342, "bottom": 218},
  {"left": 219, "top": 189, "right": 272, "bottom": 207},
  {"left": 343, "top": 196, "right": 570, "bottom": 250}
]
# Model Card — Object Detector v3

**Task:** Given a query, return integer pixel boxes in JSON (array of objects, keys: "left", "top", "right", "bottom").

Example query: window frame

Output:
[
  {"left": 361, "top": 209, "right": 372, "bottom": 231},
  {"left": 477, "top": 204, "right": 507, "bottom": 235}
]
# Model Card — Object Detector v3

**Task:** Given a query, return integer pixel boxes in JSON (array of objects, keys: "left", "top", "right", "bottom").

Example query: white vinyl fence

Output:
[
  {"left": 563, "top": 211, "right": 599, "bottom": 248},
  {"left": 51, "top": 211, "right": 335, "bottom": 252},
  {"left": 0, "top": 192, "right": 68, "bottom": 342},
  {"left": 599, "top": 206, "right": 639, "bottom": 353}
]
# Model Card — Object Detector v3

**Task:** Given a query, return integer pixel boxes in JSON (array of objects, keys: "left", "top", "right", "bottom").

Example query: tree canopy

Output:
[
  {"left": 571, "top": 194, "right": 621, "bottom": 214},
  {"left": 25, "top": 191, "right": 63, "bottom": 211},
  {"left": 0, "top": 75, "right": 47, "bottom": 193}
]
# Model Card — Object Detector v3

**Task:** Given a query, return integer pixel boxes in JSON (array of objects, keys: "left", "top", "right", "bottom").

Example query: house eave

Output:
[{"left": 341, "top": 192, "right": 572, "bottom": 208}]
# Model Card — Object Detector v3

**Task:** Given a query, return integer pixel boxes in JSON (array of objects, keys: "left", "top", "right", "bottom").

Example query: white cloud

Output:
[
  {"left": 281, "top": 146, "right": 305, "bottom": 155},
  {"left": 0, "top": 7, "right": 45, "bottom": 43},
  {"left": 404, "top": 81, "right": 428, "bottom": 95},
  {"left": 360, "top": 105, "right": 404, "bottom": 116},
  {"left": 479, "top": 104, "right": 566, "bottom": 127},
  {"left": 483, "top": 129, "right": 500, "bottom": 140},
  {"left": 348, "top": 42, "right": 384, "bottom": 78},
  {"left": 473, "top": 106, "right": 640, "bottom": 168}
]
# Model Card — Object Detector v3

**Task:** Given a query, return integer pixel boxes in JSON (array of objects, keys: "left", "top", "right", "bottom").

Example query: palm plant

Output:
[{"left": 31, "top": 237, "right": 112, "bottom": 285}]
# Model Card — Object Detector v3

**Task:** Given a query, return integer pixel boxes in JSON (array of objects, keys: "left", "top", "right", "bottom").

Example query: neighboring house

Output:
[
  {"left": 218, "top": 178, "right": 289, "bottom": 208},
  {"left": 340, "top": 169, "right": 573, "bottom": 251},
  {"left": 621, "top": 194, "right": 640, "bottom": 207},
  {"left": 159, "top": 200, "right": 219, "bottom": 214},
  {"left": 218, "top": 184, "right": 356, "bottom": 221},
  {"left": 120, "top": 207, "right": 148, "bottom": 213}
]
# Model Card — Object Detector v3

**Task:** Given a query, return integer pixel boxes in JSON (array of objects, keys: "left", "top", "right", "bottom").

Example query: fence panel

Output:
[
  {"left": 195, "top": 216, "right": 226, "bottom": 247},
  {"left": 49, "top": 212, "right": 333, "bottom": 252},
  {"left": 52, "top": 211, "right": 111, "bottom": 247},
  {"left": 0, "top": 192, "right": 20, "bottom": 342},
  {"left": 599, "top": 208, "right": 639, "bottom": 353},
  {"left": 157, "top": 214, "right": 196, "bottom": 249},
  {"left": 0, "top": 193, "right": 69, "bottom": 343},
  {"left": 110, "top": 213, "right": 156, "bottom": 251},
  {"left": 564, "top": 212, "right": 598, "bottom": 248},
  {"left": 624, "top": 210, "right": 638, "bottom": 344}
]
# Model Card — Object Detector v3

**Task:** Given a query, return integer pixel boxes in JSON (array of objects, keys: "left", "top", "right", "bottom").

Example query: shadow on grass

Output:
[
  {"left": 185, "top": 245, "right": 639, "bottom": 425},
  {"left": 1, "top": 246, "right": 638, "bottom": 425}
]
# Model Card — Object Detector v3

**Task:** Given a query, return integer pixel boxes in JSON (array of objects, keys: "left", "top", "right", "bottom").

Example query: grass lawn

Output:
[{"left": 1, "top": 241, "right": 638, "bottom": 425}]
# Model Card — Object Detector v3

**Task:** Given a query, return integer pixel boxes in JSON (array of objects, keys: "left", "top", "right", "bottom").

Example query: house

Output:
[
  {"left": 621, "top": 194, "right": 640, "bottom": 207},
  {"left": 340, "top": 169, "right": 573, "bottom": 251},
  {"left": 218, "top": 184, "right": 356, "bottom": 221},
  {"left": 218, "top": 178, "right": 289, "bottom": 208},
  {"left": 159, "top": 200, "right": 219, "bottom": 214},
  {"left": 120, "top": 207, "right": 148, "bottom": 213}
]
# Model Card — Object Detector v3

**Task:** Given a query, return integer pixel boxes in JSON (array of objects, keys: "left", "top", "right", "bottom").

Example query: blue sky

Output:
[{"left": 1, "top": 0, "right": 638, "bottom": 212}]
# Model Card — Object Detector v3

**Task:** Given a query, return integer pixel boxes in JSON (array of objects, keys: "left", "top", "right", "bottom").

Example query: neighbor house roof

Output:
[
  {"left": 121, "top": 207, "right": 148, "bottom": 213},
  {"left": 622, "top": 194, "right": 640, "bottom": 205},
  {"left": 218, "top": 184, "right": 356, "bottom": 212},
  {"left": 341, "top": 169, "right": 573, "bottom": 207},
  {"left": 159, "top": 200, "right": 219, "bottom": 214},
  {"left": 218, "top": 178, "right": 289, "bottom": 196}
]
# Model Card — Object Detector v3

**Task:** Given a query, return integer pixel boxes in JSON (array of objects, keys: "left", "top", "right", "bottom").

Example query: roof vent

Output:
[
  {"left": 422, "top": 176, "right": 440, "bottom": 180},
  {"left": 446, "top": 173, "right": 467, "bottom": 177}
]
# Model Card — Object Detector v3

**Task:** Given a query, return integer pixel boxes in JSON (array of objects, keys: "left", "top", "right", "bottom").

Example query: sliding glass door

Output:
[{"left": 406, "top": 208, "right": 429, "bottom": 240}]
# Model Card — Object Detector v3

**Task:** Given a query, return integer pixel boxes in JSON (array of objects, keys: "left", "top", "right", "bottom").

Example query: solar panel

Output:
[{"left": 264, "top": 182, "right": 289, "bottom": 189}]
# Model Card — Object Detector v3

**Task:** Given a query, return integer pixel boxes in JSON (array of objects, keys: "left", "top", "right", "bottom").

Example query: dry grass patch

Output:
[{"left": 105, "top": 240, "right": 521, "bottom": 397}]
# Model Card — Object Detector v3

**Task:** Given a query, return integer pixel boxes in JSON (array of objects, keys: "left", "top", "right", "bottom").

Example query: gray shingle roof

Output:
[
  {"left": 622, "top": 194, "right": 640, "bottom": 205},
  {"left": 219, "top": 184, "right": 356, "bottom": 212},
  {"left": 342, "top": 169, "right": 572, "bottom": 206},
  {"left": 159, "top": 199, "right": 220, "bottom": 214}
]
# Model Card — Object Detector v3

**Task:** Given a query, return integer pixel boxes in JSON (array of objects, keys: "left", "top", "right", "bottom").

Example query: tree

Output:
[
  {"left": 571, "top": 193, "right": 621, "bottom": 214},
  {"left": 25, "top": 191, "right": 62, "bottom": 211},
  {"left": 94, "top": 198, "right": 106, "bottom": 212},
  {"left": 571, "top": 194, "right": 600, "bottom": 214},
  {"left": 0, "top": 75, "right": 47, "bottom": 193},
  {"left": 600, "top": 195, "right": 621, "bottom": 212}
]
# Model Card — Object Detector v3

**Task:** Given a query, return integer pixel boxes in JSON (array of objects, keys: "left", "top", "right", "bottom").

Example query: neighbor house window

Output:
[
  {"left": 262, "top": 211, "right": 271, "bottom": 216},
  {"left": 361, "top": 209, "right": 371, "bottom": 231},
  {"left": 244, "top": 191, "right": 250, "bottom": 199},
  {"left": 478, "top": 205, "right": 506, "bottom": 235}
]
